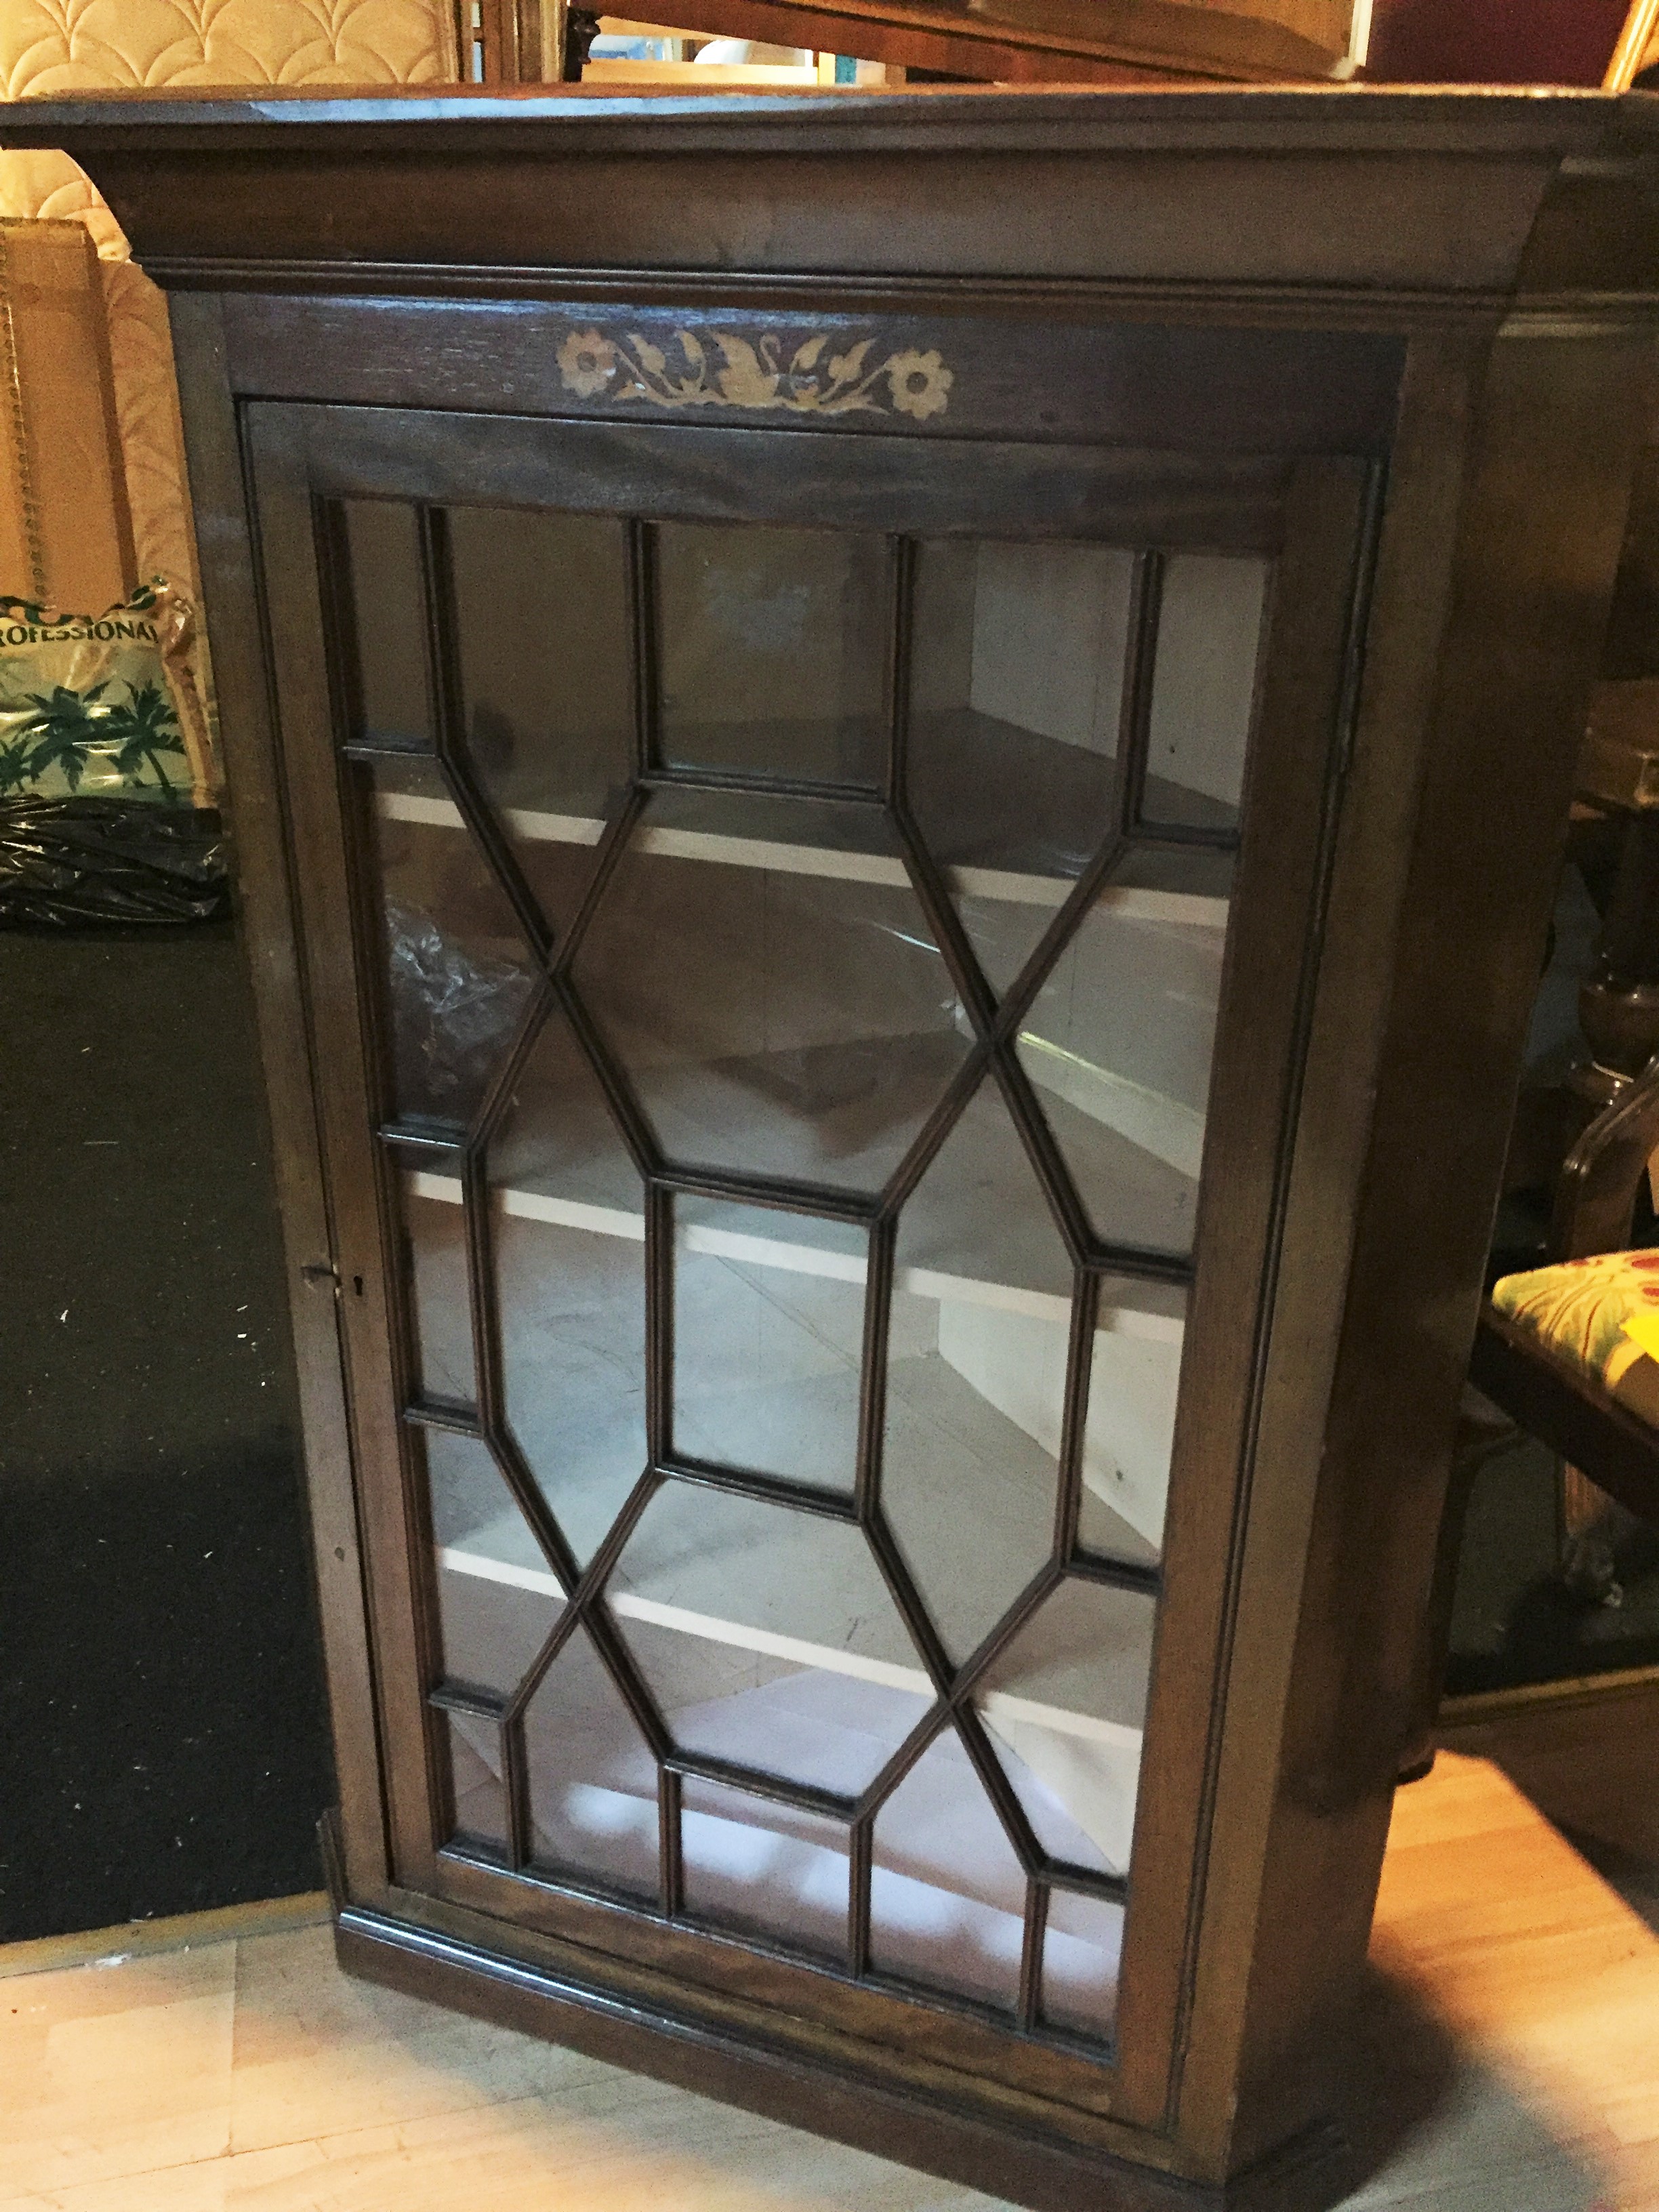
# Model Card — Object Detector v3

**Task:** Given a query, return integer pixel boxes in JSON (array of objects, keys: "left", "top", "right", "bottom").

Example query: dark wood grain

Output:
[
  {"left": 212, "top": 295, "right": 1403, "bottom": 457},
  {"left": 10, "top": 89, "right": 1659, "bottom": 300},
  {"left": 244, "top": 407, "right": 445, "bottom": 1898},
  {"left": 165, "top": 293, "right": 390, "bottom": 1906},
  {"left": 115, "top": 83, "right": 1659, "bottom": 2212},
  {"left": 1112, "top": 456, "right": 1374, "bottom": 2136},
  {"left": 1206, "top": 321, "right": 1654, "bottom": 2175},
  {"left": 268, "top": 402, "right": 1294, "bottom": 546},
  {"left": 1168, "top": 325, "right": 1491, "bottom": 2175}
]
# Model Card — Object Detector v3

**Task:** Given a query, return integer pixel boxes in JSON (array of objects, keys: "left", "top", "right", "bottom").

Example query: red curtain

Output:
[{"left": 1366, "top": 0, "right": 1632, "bottom": 86}]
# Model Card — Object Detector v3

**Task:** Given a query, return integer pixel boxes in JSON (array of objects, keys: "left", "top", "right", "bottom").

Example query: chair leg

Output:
[{"left": 1561, "top": 1460, "right": 1632, "bottom": 1603}]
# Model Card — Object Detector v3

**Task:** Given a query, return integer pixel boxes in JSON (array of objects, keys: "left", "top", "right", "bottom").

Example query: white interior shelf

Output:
[
  {"left": 375, "top": 787, "right": 1229, "bottom": 930},
  {"left": 441, "top": 1517, "right": 1149, "bottom": 1876}
]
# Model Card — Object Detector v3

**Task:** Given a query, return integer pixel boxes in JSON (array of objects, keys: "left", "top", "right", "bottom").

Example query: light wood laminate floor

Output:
[{"left": 3, "top": 1753, "right": 1656, "bottom": 2211}]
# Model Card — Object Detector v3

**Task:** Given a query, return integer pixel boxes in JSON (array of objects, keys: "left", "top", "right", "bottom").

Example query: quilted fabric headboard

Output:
[{"left": 0, "top": 0, "right": 457, "bottom": 98}]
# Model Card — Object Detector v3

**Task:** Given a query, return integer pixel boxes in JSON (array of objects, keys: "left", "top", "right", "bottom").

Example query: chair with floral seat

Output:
[
  {"left": 1471, "top": 1065, "right": 1659, "bottom": 1589},
  {"left": 1396, "top": 1051, "right": 1659, "bottom": 1782}
]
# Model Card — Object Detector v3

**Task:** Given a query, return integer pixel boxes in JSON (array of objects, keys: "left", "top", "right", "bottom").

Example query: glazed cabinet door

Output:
[{"left": 247, "top": 398, "right": 1370, "bottom": 2129}]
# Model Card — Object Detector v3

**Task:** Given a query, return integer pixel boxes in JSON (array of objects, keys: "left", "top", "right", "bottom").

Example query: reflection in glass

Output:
[
  {"left": 363, "top": 757, "right": 536, "bottom": 1126},
  {"left": 674, "top": 1195, "right": 866, "bottom": 1492},
  {"left": 571, "top": 788, "right": 970, "bottom": 1190},
  {"left": 524, "top": 1621, "right": 660, "bottom": 1900},
  {"left": 1143, "top": 554, "right": 1268, "bottom": 833},
  {"left": 422, "top": 1427, "right": 562, "bottom": 1697},
  {"left": 656, "top": 523, "right": 887, "bottom": 785},
  {"left": 388, "top": 1141, "right": 474, "bottom": 1406},
  {"left": 445, "top": 1713, "right": 508, "bottom": 1849},
  {"left": 869, "top": 1727, "right": 1026, "bottom": 2013},
  {"left": 609, "top": 1483, "right": 931, "bottom": 1795},
  {"left": 340, "top": 498, "right": 430, "bottom": 752},
  {"left": 449, "top": 505, "right": 632, "bottom": 941},
  {"left": 908, "top": 539, "right": 1132, "bottom": 993},
  {"left": 681, "top": 1775, "right": 850, "bottom": 1961},
  {"left": 1017, "top": 869, "right": 1230, "bottom": 1255},
  {"left": 449, "top": 506, "right": 633, "bottom": 820},
  {"left": 1042, "top": 1889, "right": 1126, "bottom": 2042},
  {"left": 882, "top": 1076, "right": 1071, "bottom": 1661},
  {"left": 489, "top": 1006, "right": 649, "bottom": 1566},
  {"left": 973, "top": 1577, "right": 1155, "bottom": 1877}
]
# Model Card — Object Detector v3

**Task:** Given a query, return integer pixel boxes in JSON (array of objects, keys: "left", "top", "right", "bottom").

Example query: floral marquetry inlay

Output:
[{"left": 554, "top": 327, "right": 954, "bottom": 421}]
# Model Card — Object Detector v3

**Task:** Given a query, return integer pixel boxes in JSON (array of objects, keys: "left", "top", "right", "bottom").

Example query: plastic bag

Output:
[
  {"left": 0, "top": 579, "right": 225, "bottom": 925},
  {"left": 386, "top": 903, "right": 534, "bottom": 1111},
  {"left": 0, "top": 795, "right": 230, "bottom": 926}
]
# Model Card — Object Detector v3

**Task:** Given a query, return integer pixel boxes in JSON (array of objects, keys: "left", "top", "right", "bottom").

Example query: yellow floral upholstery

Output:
[{"left": 1492, "top": 1248, "right": 1659, "bottom": 1426}]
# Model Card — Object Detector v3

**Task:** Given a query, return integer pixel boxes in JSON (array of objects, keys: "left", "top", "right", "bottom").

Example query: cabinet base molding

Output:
[{"left": 325, "top": 1827, "right": 1352, "bottom": 2212}]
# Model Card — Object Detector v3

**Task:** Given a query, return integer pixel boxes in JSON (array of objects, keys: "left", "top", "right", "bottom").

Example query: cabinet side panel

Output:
[
  {"left": 1172, "top": 327, "right": 1488, "bottom": 2165},
  {"left": 167, "top": 293, "right": 391, "bottom": 1900},
  {"left": 1201, "top": 325, "right": 1652, "bottom": 2171},
  {"left": 1111, "top": 454, "right": 1377, "bottom": 2137}
]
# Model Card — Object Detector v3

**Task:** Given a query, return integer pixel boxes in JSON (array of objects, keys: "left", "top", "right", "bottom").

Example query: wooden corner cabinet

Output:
[{"left": 17, "top": 83, "right": 1659, "bottom": 2212}]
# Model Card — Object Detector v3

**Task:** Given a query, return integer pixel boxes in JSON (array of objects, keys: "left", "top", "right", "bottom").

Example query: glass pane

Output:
[
  {"left": 449, "top": 505, "right": 632, "bottom": 946},
  {"left": 882, "top": 1076, "right": 1072, "bottom": 1662},
  {"left": 1143, "top": 554, "right": 1268, "bottom": 834},
  {"left": 673, "top": 1196, "right": 866, "bottom": 1492},
  {"left": 363, "top": 757, "right": 537, "bottom": 1126},
  {"left": 974, "top": 1577, "right": 1155, "bottom": 1877},
  {"left": 449, "top": 505, "right": 633, "bottom": 818},
  {"left": 909, "top": 539, "right": 1132, "bottom": 993},
  {"left": 1017, "top": 867, "right": 1231, "bottom": 1256},
  {"left": 422, "top": 1427, "right": 562, "bottom": 1697},
  {"left": 681, "top": 1775, "right": 849, "bottom": 1961},
  {"left": 489, "top": 1004, "right": 649, "bottom": 1568},
  {"left": 445, "top": 1713, "right": 507, "bottom": 1849},
  {"left": 1076, "top": 1286, "right": 1187, "bottom": 1565},
  {"left": 571, "top": 787, "right": 970, "bottom": 1191},
  {"left": 608, "top": 1482, "right": 932, "bottom": 1795},
  {"left": 869, "top": 1727, "right": 1026, "bottom": 2013},
  {"left": 655, "top": 523, "right": 886, "bottom": 785},
  {"left": 1042, "top": 1889, "right": 1125, "bottom": 2042},
  {"left": 388, "top": 1141, "right": 474, "bottom": 1406},
  {"left": 340, "top": 498, "right": 430, "bottom": 752},
  {"left": 524, "top": 1622, "right": 660, "bottom": 1900}
]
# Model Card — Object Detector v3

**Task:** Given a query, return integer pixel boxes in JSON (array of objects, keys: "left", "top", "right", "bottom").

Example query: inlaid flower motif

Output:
[
  {"left": 550, "top": 324, "right": 955, "bottom": 421},
  {"left": 885, "top": 350, "right": 953, "bottom": 421},
  {"left": 557, "top": 329, "right": 618, "bottom": 398}
]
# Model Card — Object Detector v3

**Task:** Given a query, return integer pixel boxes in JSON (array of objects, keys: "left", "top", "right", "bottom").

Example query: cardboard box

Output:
[{"left": 0, "top": 216, "right": 135, "bottom": 617}]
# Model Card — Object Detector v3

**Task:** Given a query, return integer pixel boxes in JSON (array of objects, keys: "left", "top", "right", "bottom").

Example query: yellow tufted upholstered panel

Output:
[{"left": 0, "top": 0, "right": 455, "bottom": 96}]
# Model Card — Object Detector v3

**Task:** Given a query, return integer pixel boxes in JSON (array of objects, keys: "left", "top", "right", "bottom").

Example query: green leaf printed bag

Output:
[{"left": 0, "top": 577, "right": 213, "bottom": 808}]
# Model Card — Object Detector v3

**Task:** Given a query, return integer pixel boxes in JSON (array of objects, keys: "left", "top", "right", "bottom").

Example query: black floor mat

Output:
[{"left": 0, "top": 920, "right": 333, "bottom": 1941}]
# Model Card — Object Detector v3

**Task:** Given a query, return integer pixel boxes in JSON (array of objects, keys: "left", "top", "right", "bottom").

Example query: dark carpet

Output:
[{"left": 0, "top": 920, "right": 333, "bottom": 1942}]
